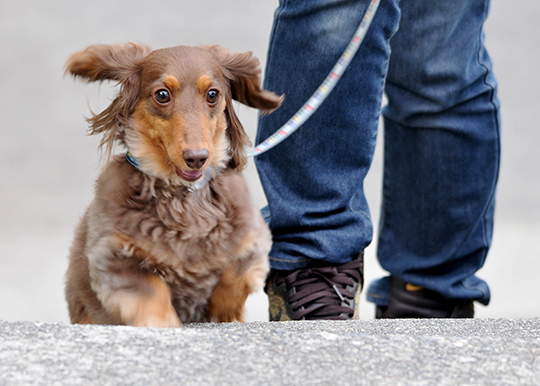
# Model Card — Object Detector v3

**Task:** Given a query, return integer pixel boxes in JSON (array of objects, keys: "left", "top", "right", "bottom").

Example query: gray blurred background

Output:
[{"left": 0, "top": 1, "right": 538, "bottom": 323}]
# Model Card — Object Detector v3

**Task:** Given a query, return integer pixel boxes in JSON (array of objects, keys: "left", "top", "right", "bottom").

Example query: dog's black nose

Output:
[{"left": 183, "top": 149, "right": 209, "bottom": 169}]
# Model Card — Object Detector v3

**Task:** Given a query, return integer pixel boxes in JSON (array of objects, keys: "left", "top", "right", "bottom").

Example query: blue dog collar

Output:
[{"left": 126, "top": 151, "right": 140, "bottom": 168}]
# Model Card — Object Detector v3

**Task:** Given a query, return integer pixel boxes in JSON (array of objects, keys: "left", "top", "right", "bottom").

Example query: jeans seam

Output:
[
  {"left": 443, "top": 0, "right": 500, "bottom": 283},
  {"left": 257, "top": 0, "right": 287, "bottom": 146},
  {"left": 476, "top": 1, "right": 501, "bottom": 252},
  {"left": 262, "top": 0, "right": 287, "bottom": 90}
]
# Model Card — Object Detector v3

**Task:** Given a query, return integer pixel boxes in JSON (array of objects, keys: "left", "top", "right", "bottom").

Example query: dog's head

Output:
[{"left": 66, "top": 43, "right": 282, "bottom": 186}]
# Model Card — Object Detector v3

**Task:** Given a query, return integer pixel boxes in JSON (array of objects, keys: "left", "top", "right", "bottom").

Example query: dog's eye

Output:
[
  {"left": 154, "top": 89, "right": 171, "bottom": 104},
  {"left": 206, "top": 89, "right": 219, "bottom": 105}
]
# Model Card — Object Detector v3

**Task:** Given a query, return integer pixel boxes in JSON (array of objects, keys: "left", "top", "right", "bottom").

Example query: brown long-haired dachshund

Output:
[{"left": 64, "top": 43, "right": 281, "bottom": 327}]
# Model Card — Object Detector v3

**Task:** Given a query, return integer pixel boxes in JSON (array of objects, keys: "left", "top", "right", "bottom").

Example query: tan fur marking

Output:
[
  {"left": 113, "top": 275, "right": 182, "bottom": 328},
  {"left": 207, "top": 254, "right": 269, "bottom": 322},
  {"left": 233, "top": 230, "right": 259, "bottom": 258},
  {"left": 90, "top": 233, "right": 182, "bottom": 328},
  {"left": 163, "top": 76, "right": 180, "bottom": 91},
  {"left": 196, "top": 75, "right": 213, "bottom": 93},
  {"left": 74, "top": 314, "right": 98, "bottom": 325},
  {"left": 207, "top": 265, "right": 250, "bottom": 322},
  {"left": 131, "top": 101, "right": 182, "bottom": 177}
]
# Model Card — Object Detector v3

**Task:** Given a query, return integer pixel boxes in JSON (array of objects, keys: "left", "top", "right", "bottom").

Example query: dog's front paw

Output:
[
  {"left": 130, "top": 302, "right": 182, "bottom": 328},
  {"left": 112, "top": 276, "right": 183, "bottom": 328}
]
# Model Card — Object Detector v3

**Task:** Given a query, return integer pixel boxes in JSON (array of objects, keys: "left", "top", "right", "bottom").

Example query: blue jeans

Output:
[{"left": 256, "top": 0, "right": 500, "bottom": 306}]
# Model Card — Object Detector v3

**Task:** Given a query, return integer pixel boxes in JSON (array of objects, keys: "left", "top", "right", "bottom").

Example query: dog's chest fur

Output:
[{"left": 88, "top": 157, "right": 256, "bottom": 322}]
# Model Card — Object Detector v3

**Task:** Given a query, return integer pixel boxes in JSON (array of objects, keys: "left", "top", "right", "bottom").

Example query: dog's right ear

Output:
[
  {"left": 65, "top": 43, "right": 152, "bottom": 161},
  {"left": 65, "top": 42, "right": 152, "bottom": 84}
]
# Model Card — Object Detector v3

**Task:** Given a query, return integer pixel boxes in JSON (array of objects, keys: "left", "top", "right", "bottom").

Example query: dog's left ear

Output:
[
  {"left": 205, "top": 45, "right": 283, "bottom": 111},
  {"left": 205, "top": 46, "right": 283, "bottom": 170}
]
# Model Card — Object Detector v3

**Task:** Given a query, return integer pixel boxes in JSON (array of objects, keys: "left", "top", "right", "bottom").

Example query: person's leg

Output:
[
  {"left": 256, "top": 0, "right": 400, "bottom": 270},
  {"left": 256, "top": 0, "right": 400, "bottom": 320},
  {"left": 367, "top": 0, "right": 501, "bottom": 317}
]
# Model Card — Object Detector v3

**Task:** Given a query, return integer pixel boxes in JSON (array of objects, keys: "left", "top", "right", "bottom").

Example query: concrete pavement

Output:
[{"left": 1, "top": 319, "right": 539, "bottom": 385}]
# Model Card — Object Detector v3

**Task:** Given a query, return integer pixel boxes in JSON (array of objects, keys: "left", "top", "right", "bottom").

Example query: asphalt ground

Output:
[{"left": 1, "top": 318, "right": 539, "bottom": 385}]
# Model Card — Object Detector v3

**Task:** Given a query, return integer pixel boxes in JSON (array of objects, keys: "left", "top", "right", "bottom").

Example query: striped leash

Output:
[{"left": 247, "top": 0, "right": 381, "bottom": 158}]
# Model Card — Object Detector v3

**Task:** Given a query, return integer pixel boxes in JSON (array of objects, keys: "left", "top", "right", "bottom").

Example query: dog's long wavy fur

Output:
[{"left": 64, "top": 43, "right": 282, "bottom": 327}]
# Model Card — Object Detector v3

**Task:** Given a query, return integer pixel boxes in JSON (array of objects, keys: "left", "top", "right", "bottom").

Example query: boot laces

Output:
[{"left": 277, "top": 260, "right": 362, "bottom": 320}]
